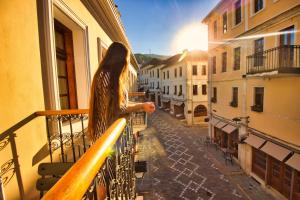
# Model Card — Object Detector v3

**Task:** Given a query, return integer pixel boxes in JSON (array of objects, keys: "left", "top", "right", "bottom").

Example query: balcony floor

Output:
[{"left": 136, "top": 110, "right": 275, "bottom": 200}]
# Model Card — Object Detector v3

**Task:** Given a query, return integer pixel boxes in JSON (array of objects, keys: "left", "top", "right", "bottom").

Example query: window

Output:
[
  {"left": 223, "top": 12, "right": 227, "bottom": 34},
  {"left": 254, "top": 0, "right": 264, "bottom": 13},
  {"left": 55, "top": 20, "right": 77, "bottom": 109},
  {"left": 231, "top": 87, "right": 238, "bottom": 107},
  {"left": 163, "top": 86, "right": 165, "bottom": 94},
  {"left": 174, "top": 85, "right": 177, "bottom": 95},
  {"left": 167, "top": 70, "right": 169, "bottom": 79},
  {"left": 167, "top": 86, "right": 169, "bottom": 94},
  {"left": 157, "top": 69, "right": 159, "bottom": 78},
  {"left": 212, "top": 56, "right": 216, "bottom": 74},
  {"left": 234, "top": 47, "right": 241, "bottom": 70},
  {"left": 192, "top": 65, "right": 197, "bottom": 75},
  {"left": 193, "top": 85, "right": 198, "bottom": 95},
  {"left": 212, "top": 87, "right": 217, "bottom": 103},
  {"left": 202, "top": 85, "right": 207, "bottom": 95},
  {"left": 174, "top": 68, "right": 177, "bottom": 78},
  {"left": 201, "top": 65, "right": 206, "bottom": 75},
  {"left": 222, "top": 52, "right": 227, "bottom": 72},
  {"left": 163, "top": 72, "right": 165, "bottom": 79},
  {"left": 252, "top": 87, "right": 264, "bottom": 112},
  {"left": 254, "top": 38, "right": 264, "bottom": 66},
  {"left": 235, "top": 0, "right": 242, "bottom": 25},
  {"left": 179, "top": 67, "right": 182, "bottom": 77},
  {"left": 179, "top": 85, "right": 182, "bottom": 96},
  {"left": 157, "top": 82, "right": 159, "bottom": 89},
  {"left": 252, "top": 148, "right": 266, "bottom": 180},
  {"left": 213, "top": 20, "right": 217, "bottom": 39}
]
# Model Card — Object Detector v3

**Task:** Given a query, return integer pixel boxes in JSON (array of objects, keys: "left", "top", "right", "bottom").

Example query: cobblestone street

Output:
[{"left": 136, "top": 110, "right": 275, "bottom": 200}]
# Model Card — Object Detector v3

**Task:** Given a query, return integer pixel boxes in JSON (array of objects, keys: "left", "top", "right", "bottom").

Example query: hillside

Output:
[{"left": 134, "top": 53, "right": 169, "bottom": 64}]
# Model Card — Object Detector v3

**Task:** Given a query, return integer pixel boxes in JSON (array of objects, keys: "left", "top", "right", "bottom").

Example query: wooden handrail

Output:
[
  {"left": 35, "top": 109, "right": 89, "bottom": 116},
  {"left": 42, "top": 118, "right": 127, "bottom": 200},
  {"left": 128, "top": 92, "right": 145, "bottom": 97}
]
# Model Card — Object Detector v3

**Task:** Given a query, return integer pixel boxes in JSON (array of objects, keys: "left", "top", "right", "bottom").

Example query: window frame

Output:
[
  {"left": 192, "top": 65, "right": 198, "bottom": 75},
  {"left": 223, "top": 12, "right": 228, "bottom": 34},
  {"left": 222, "top": 52, "right": 227, "bottom": 72},
  {"left": 234, "top": 47, "right": 241, "bottom": 70},
  {"left": 193, "top": 85, "right": 198, "bottom": 96},
  {"left": 202, "top": 84, "right": 207, "bottom": 95}
]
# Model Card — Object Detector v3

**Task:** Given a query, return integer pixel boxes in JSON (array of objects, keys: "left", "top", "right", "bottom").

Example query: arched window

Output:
[{"left": 194, "top": 105, "right": 207, "bottom": 117}]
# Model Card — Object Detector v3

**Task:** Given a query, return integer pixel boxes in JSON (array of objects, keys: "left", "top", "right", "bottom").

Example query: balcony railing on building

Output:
[
  {"left": 0, "top": 92, "right": 147, "bottom": 200},
  {"left": 246, "top": 45, "right": 300, "bottom": 75}
]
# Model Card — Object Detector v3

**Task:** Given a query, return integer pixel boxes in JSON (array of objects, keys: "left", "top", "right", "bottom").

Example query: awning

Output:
[
  {"left": 261, "top": 141, "right": 291, "bottom": 161},
  {"left": 222, "top": 124, "right": 238, "bottom": 134},
  {"left": 215, "top": 121, "right": 227, "bottom": 129},
  {"left": 244, "top": 134, "right": 265, "bottom": 149},
  {"left": 210, "top": 118, "right": 220, "bottom": 126},
  {"left": 174, "top": 102, "right": 184, "bottom": 106},
  {"left": 286, "top": 153, "right": 300, "bottom": 171}
]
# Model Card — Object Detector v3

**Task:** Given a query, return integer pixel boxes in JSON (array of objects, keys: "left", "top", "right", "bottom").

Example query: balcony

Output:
[
  {"left": 246, "top": 45, "right": 300, "bottom": 75},
  {"left": 0, "top": 92, "right": 147, "bottom": 199}
]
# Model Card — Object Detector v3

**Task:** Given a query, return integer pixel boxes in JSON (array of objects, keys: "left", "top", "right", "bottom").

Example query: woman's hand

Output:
[{"left": 143, "top": 102, "right": 155, "bottom": 113}]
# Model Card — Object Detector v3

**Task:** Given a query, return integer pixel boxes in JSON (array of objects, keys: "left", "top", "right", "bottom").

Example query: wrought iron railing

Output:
[
  {"left": 42, "top": 118, "right": 136, "bottom": 200},
  {"left": 0, "top": 92, "right": 147, "bottom": 199},
  {"left": 246, "top": 45, "right": 300, "bottom": 74}
]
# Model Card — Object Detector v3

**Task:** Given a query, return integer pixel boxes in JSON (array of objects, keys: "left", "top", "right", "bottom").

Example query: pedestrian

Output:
[{"left": 88, "top": 41, "right": 155, "bottom": 141}]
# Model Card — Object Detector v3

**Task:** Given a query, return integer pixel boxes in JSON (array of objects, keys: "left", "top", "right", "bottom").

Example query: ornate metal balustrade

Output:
[
  {"left": 0, "top": 92, "right": 146, "bottom": 199},
  {"left": 246, "top": 45, "right": 300, "bottom": 75}
]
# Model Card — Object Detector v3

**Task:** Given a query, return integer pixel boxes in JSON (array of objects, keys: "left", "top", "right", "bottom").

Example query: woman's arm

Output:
[{"left": 124, "top": 102, "right": 155, "bottom": 113}]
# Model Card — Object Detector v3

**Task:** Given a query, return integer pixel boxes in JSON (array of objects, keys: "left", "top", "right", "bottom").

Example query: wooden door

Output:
[
  {"left": 293, "top": 171, "right": 300, "bottom": 200},
  {"left": 54, "top": 20, "right": 77, "bottom": 109},
  {"left": 279, "top": 26, "right": 295, "bottom": 68},
  {"left": 268, "top": 156, "right": 291, "bottom": 198}
]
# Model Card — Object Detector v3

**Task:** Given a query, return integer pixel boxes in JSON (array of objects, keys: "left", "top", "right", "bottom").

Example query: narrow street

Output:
[{"left": 136, "top": 110, "right": 275, "bottom": 200}]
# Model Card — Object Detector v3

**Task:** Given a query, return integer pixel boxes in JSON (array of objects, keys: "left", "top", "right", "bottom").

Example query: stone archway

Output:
[{"left": 194, "top": 105, "right": 207, "bottom": 117}]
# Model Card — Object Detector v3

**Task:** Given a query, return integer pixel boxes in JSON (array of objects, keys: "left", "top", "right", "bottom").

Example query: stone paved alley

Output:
[{"left": 136, "top": 110, "right": 276, "bottom": 200}]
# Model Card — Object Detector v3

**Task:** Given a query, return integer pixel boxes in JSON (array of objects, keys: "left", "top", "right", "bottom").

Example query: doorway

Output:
[{"left": 54, "top": 20, "right": 77, "bottom": 109}]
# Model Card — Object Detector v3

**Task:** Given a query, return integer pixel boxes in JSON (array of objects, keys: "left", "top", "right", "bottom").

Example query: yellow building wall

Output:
[
  {"left": 247, "top": 77, "right": 300, "bottom": 146},
  {"left": 0, "top": 1, "right": 48, "bottom": 199},
  {"left": 247, "top": 0, "right": 300, "bottom": 30},
  {"left": 0, "top": 0, "right": 125, "bottom": 199}
]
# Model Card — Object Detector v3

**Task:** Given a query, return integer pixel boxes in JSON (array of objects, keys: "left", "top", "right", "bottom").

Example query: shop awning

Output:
[
  {"left": 244, "top": 134, "right": 265, "bottom": 149},
  {"left": 261, "top": 142, "right": 291, "bottom": 161},
  {"left": 222, "top": 124, "right": 238, "bottom": 134},
  {"left": 215, "top": 121, "right": 227, "bottom": 129},
  {"left": 286, "top": 153, "right": 300, "bottom": 172},
  {"left": 210, "top": 118, "right": 220, "bottom": 126},
  {"left": 174, "top": 102, "right": 184, "bottom": 106}
]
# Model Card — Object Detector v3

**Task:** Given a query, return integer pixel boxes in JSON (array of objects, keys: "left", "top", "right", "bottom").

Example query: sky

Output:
[{"left": 115, "top": 0, "right": 219, "bottom": 55}]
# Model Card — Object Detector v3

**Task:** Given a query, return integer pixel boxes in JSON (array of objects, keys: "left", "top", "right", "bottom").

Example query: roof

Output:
[
  {"left": 161, "top": 50, "right": 208, "bottom": 70},
  {"left": 140, "top": 58, "right": 163, "bottom": 69},
  {"left": 202, "top": 0, "right": 224, "bottom": 24}
]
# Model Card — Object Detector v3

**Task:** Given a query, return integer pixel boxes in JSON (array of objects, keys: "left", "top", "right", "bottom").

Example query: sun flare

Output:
[{"left": 172, "top": 23, "right": 208, "bottom": 54}]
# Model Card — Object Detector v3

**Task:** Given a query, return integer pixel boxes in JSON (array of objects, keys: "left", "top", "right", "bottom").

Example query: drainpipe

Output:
[{"left": 208, "top": 57, "right": 213, "bottom": 138}]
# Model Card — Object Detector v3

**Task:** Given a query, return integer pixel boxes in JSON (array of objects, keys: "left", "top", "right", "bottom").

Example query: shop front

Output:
[
  {"left": 245, "top": 133, "right": 300, "bottom": 199},
  {"left": 173, "top": 101, "right": 185, "bottom": 118},
  {"left": 162, "top": 99, "right": 170, "bottom": 110}
]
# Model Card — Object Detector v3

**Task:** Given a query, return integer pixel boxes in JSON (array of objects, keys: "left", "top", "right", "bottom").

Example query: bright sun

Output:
[{"left": 172, "top": 23, "right": 208, "bottom": 53}]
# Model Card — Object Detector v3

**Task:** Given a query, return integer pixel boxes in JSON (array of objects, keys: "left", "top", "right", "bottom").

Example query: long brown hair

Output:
[{"left": 88, "top": 42, "right": 130, "bottom": 141}]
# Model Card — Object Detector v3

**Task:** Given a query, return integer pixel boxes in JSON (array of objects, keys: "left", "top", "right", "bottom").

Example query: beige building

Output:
[
  {"left": 0, "top": 0, "right": 138, "bottom": 199},
  {"left": 203, "top": 0, "right": 300, "bottom": 199},
  {"left": 139, "top": 51, "right": 208, "bottom": 125}
]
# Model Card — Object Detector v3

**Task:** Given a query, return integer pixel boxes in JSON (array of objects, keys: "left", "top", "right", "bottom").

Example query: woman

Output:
[{"left": 88, "top": 42, "right": 155, "bottom": 141}]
